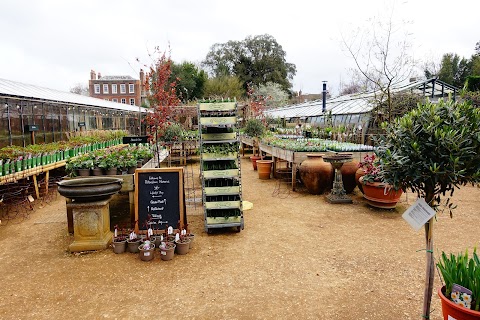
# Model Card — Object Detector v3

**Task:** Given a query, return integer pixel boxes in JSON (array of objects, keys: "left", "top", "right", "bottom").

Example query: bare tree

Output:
[
  {"left": 341, "top": 2, "right": 416, "bottom": 122},
  {"left": 70, "top": 83, "right": 89, "bottom": 96}
]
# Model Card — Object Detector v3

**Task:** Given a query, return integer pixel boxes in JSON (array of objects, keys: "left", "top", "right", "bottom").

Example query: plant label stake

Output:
[{"left": 402, "top": 198, "right": 436, "bottom": 231}]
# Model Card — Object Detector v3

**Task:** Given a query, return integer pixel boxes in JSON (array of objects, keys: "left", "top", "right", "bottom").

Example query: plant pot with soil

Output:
[
  {"left": 159, "top": 241, "right": 176, "bottom": 261},
  {"left": 126, "top": 231, "right": 142, "bottom": 253},
  {"left": 138, "top": 241, "right": 155, "bottom": 261}
]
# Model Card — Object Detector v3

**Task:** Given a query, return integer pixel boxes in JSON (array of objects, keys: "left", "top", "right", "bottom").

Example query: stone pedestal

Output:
[{"left": 67, "top": 198, "right": 113, "bottom": 252}]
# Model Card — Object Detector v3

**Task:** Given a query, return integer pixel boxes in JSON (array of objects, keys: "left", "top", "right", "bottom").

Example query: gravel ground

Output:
[{"left": 0, "top": 157, "right": 479, "bottom": 320}]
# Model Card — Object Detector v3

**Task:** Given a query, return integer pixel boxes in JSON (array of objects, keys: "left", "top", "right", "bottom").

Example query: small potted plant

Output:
[
  {"left": 126, "top": 229, "right": 142, "bottom": 253},
  {"left": 138, "top": 224, "right": 155, "bottom": 262},
  {"left": 112, "top": 225, "right": 127, "bottom": 254},
  {"left": 357, "top": 154, "right": 403, "bottom": 209},
  {"left": 436, "top": 248, "right": 480, "bottom": 318}
]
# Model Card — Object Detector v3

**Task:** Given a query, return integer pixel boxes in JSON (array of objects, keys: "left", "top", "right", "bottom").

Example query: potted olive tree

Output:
[{"left": 376, "top": 98, "right": 480, "bottom": 318}]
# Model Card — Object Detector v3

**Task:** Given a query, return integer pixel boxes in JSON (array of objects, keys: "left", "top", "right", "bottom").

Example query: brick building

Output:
[{"left": 89, "top": 69, "right": 146, "bottom": 106}]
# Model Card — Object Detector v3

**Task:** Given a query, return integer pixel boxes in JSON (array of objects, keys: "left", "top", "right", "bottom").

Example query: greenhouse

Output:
[{"left": 0, "top": 78, "right": 148, "bottom": 148}]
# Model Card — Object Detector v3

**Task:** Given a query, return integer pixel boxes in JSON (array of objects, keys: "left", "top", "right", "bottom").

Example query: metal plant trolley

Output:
[
  {"left": 323, "top": 153, "right": 353, "bottom": 204},
  {"left": 198, "top": 101, "right": 244, "bottom": 233}
]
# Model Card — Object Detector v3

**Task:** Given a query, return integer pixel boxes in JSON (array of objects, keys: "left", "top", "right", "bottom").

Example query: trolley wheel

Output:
[
  {"left": 207, "top": 228, "right": 213, "bottom": 234},
  {"left": 235, "top": 226, "right": 241, "bottom": 232}
]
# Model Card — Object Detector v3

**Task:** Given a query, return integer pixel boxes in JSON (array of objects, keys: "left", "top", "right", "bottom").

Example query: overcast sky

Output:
[{"left": 0, "top": 0, "right": 478, "bottom": 97}]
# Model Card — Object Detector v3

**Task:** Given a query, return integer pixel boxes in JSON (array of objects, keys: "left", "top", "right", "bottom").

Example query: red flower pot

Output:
[
  {"left": 251, "top": 156, "right": 261, "bottom": 171},
  {"left": 359, "top": 176, "right": 403, "bottom": 209},
  {"left": 438, "top": 286, "right": 480, "bottom": 320}
]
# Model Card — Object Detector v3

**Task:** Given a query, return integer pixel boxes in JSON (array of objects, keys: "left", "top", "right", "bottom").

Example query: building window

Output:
[
  {"left": 129, "top": 84, "right": 135, "bottom": 93},
  {"left": 121, "top": 98, "right": 126, "bottom": 104},
  {"left": 94, "top": 84, "right": 100, "bottom": 94},
  {"left": 103, "top": 84, "right": 109, "bottom": 94},
  {"left": 130, "top": 98, "right": 135, "bottom": 105},
  {"left": 104, "top": 98, "right": 109, "bottom": 101},
  {"left": 112, "top": 98, "right": 118, "bottom": 103},
  {"left": 120, "top": 84, "right": 126, "bottom": 94},
  {"left": 112, "top": 84, "right": 117, "bottom": 94}
]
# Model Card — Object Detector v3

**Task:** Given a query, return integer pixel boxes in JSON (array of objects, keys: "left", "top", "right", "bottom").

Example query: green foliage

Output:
[
  {"left": 203, "top": 34, "right": 296, "bottom": 92},
  {"left": 162, "top": 123, "right": 183, "bottom": 142},
  {"left": 203, "top": 75, "right": 245, "bottom": 99},
  {"left": 464, "top": 76, "right": 480, "bottom": 91},
  {"left": 438, "top": 53, "right": 471, "bottom": 87},
  {"left": 254, "top": 82, "right": 289, "bottom": 108},
  {"left": 437, "top": 248, "right": 480, "bottom": 310},
  {"left": 243, "top": 119, "right": 266, "bottom": 138},
  {"left": 170, "top": 61, "right": 207, "bottom": 102},
  {"left": 203, "top": 143, "right": 239, "bottom": 155},
  {"left": 377, "top": 98, "right": 480, "bottom": 210}
]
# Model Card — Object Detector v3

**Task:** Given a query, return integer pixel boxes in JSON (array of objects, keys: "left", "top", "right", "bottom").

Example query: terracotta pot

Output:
[
  {"left": 105, "top": 168, "right": 118, "bottom": 175},
  {"left": 76, "top": 168, "right": 91, "bottom": 176},
  {"left": 299, "top": 154, "right": 334, "bottom": 194},
  {"left": 438, "top": 286, "right": 480, "bottom": 319},
  {"left": 359, "top": 176, "right": 403, "bottom": 209},
  {"left": 92, "top": 168, "right": 104, "bottom": 176},
  {"left": 355, "top": 168, "right": 366, "bottom": 194},
  {"left": 251, "top": 156, "right": 261, "bottom": 170},
  {"left": 127, "top": 166, "right": 136, "bottom": 174},
  {"left": 340, "top": 159, "right": 359, "bottom": 194},
  {"left": 256, "top": 160, "right": 273, "bottom": 180}
]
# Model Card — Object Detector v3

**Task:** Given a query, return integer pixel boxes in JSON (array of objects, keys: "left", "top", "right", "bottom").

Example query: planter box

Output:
[
  {"left": 205, "top": 186, "right": 240, "bottom": 195},
  {"left": 205, "top": 201, "right": 241, "bottom": 210},
  {"left": 202, "top": 152, "right": 237, "bottom": 160},
  {"left": 203, "top": 169, "right": 238, "bottom": 178},
  {"left": 199, "top": 102, "right": 236, "bottom": 111},
  {"left": 200, "top": 117, "right": 236, "bottom": 126},
  {"left": 206, "top": 216, "right": 242, "bottom": 224},
  {"left": 202, "top": 133, "right": 237, "bottom": 141}
]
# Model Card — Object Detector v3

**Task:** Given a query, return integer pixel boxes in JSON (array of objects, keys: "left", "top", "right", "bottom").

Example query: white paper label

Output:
[
  {"left": 28, "top": 195, "right": 34, "bottom": 202},
  {"left": 402, "top": 198, "right": 436, "bottom": 231},
  {"left": 144, "top": 252, "right": 150, "bottom": 257},
  {"left": 168, "top": 226, "right": 173, "bottom": 235},
  {"left": 448, "top": 315, "right": 457, "bottom": 320},
  {"left": 161, "top": 251, "right": 166, "bottom": 255},
  {"left": 114, "top": 229, "right": 117, "bottom": 238}
]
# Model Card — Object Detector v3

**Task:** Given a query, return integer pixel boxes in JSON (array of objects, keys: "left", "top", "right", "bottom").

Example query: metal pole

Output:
[
  {"left": 322, "top": 81, "right": 327, "bottom": 113},
  {"left": 6, "top": 101, "right": 12, "bottom": 146}
]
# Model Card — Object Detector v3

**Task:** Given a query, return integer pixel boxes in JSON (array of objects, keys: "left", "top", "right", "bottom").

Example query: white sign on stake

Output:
[{"left": 402, "top": 198, "right": 436, "bottom": 231}]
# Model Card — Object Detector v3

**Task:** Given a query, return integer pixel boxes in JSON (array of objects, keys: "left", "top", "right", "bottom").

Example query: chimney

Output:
[
  {"left": 322, "top": 81, "right": 327, "bottom": 113},
  {"left": 98, "top": 72, "right": 102, "bottom": 79},
  {"left": 90, "top": 70, "right": 96, "bottom": 80},
  {"left": 140, "top": 69, "right": 145, "bottom": 96}
]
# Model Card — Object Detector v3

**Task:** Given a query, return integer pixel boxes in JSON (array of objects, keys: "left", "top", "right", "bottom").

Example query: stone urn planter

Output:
[
  {"left": 299, "top": 154, "right": 334, "bottom": 194},
  {"left": 256, "top": 160, "right": 273, "bottom": 180},
  {"left": 57, "top": 177, "right": 123, "bottom": 202},
  {"left": 359, "top": 176, "right": 403, "bottom": 209}
]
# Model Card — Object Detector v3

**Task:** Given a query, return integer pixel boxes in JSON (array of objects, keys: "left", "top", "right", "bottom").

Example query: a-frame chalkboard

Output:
[{"left": 134, "top": 167, "right": 185, "bottom": 233}]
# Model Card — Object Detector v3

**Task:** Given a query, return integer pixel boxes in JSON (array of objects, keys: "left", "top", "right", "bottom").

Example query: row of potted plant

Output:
[
  {"left": 65, "top": 145, "right": 154, "bottom": 176},
  {"left": 260, "top": 136, "right": 374, "bottom": 152},
  {"left": 0, "top": 130, "right": 128, "bottom": 177}
]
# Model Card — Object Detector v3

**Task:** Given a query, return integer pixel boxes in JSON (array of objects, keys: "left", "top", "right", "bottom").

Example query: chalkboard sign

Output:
[
  {"left": 78, "top": 122, "right": 86, "bottom": 127},
  {"left": 135, "top": 168, "right": 185, "bottom": 233},
  {"left": 123, "top": 136, "right": 148, "bottom": 144},
  {"left": 24, "top": 124, "right": 39, "bottom": 132}
]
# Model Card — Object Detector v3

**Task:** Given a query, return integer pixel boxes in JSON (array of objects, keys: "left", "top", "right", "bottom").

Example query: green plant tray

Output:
[
  {"left": 201, "top": 133, "right": 237, "bottom": 140},
  {"left": 199, "top": 102, "right": 236, "bottom": 111},
  {"left": 200, "top": 117, "right": 236, "bottom": 126},
  {"left": 203, "top": 169, "right": 239, "bottom": 178},
  {"left": 202, "top": 152, "right": 238, "bottom": 160},
  {"left": 205, "top": 200, "right": 241, "bottom": 209},
  {"left": 206, "top": 216, "right": 242, "bottom": 224},
  {"left": 204, "top": 186, "right": 240, "bottom": 195}
]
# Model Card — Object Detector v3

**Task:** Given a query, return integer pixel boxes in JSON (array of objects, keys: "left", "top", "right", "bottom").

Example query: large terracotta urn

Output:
[
  {"left": 299, "top": 154, "right": 334, "bottom": 194},
  {"left": 355, "top": 168, "right": 366, "bottom": 194},
  {"left": 340, "top": 159, "right": 359, "bottom": 194},
  {"left": 359, "top": 176, "right": 403, "bottom": 209}
]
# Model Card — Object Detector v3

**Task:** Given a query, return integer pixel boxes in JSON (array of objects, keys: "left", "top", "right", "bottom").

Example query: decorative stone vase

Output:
[
  {"left": 256, "top": 160, "right": 273, "bottom": 180},
  {"left": 57, "top": 177, "right": 123, "bottom": 202},
  {"left": 340, "top": 159, "right": 359, "bottom": 194},
  {"left": 175, "top": 238, "right": 191, "bottom": 255},
  {"left": 355, "top": 168, "right": 366, "bottom": 194},
  {"left": 127, "top": 238, "right": 142, "bottom": 253},
  {"left": 299, "top": 154, "right": 334, "bottom": 194},
  {"left": 138, "top": 243, "right": 155, "bottom": 261},
  {"left": 112, "top": 238, "right": 127, "bottom": 254},
  {"left": 438, "top": 286, "right": 480, "bottom": 320},
  {"left": 77, "top": 168, "right": 91, "bottom": 176},
  {"left": 251, "top": 156, "right": 261, "bottom": 170},
  {"left": 359, "top": 176, "right": 403, "bottom": 209},
  {"left": 159, "top": 242, "right": 176, "bottom": 261}
]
